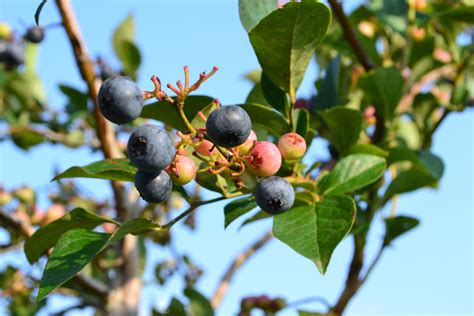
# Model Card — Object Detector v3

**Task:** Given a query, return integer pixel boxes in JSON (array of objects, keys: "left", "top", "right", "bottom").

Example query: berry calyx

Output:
[
  {"left": 127, "top": 125, "right": 176, "bottom": 173},
  {"left": 206, "top": 105, "right": 251, "bottom": 148},
  {"left": 247, "top": 141, "right": 282, "bottom": 177},
  {"left": 255, "top": 176, "right": 295, "bottom": 214},
  {"left": 98, "top": 76, "right": 143, "bottom": 124},
  {"left": 277, "top": 132, "right": 307, "bottom": 161},
  {"left": 134, "top": 170, "right": 172, "bottom": 203}
]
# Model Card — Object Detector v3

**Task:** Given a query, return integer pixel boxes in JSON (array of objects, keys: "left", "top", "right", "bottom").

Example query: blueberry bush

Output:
[{"left": 0, "top": 0, "right": 472, "bottom": 315}]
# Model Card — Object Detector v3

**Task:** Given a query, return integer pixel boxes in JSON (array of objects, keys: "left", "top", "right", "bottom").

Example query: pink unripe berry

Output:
[
  {"left": 195, "top": 140, "right": 218, "bottom": 157},
  {"left": 247, "top": 141, "right": 282, "bottom": 177},
  {"left": 277, "top": 132, "right": 307, "bottom": 161},
  {"left": 237, "top": 130, "right": 257, "bottom": 155},
  {"left": 168, "top": 155, "right": 197, "bottom": 185}
]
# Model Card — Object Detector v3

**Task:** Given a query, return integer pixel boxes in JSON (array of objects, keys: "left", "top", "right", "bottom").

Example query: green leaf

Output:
[
  {"left": 383, "top": 169, "right": 436, "bottom": 200},
  {"left": 184, "top": 287, "right": 214, "bottom": 316},
  {"left": 295, "top": 108, "right": 310, "bottom": 139},
  {"left": 37, "top": 229, "right": 110, "bottom": 302},
  {"left": 387, "top": 148, "right": 444, "bottom": 180},
  {"left": 112, "top": 15, "right": 141, "bottom": 79},
  {"left": 224, "top": 197, "right": 257, "bottom": 228},
  {"left": 383, "top": 216, "right": 420, "bottom": 246},
  {"left": 153, "top": 298, "right": 186, "bottom": 316},
  {"left": 317, "top": 54, "right": 341, "bottom": 110},
  {"left": 59, "top": 84, "right": 88, "bottom": 114},
  {"left": 261, "top": 72, "right": 289, "bottom": 116},
  {"left": 24, "top": 208, "right": 117, "bottom": 264},
  {"left": 141, "top": 96, "right": 214, "bottom": 131},
  {"left": 239, "top": 0, "right": 278, "bottom": 32},
  {"left": 245, "top": 82, "right": 272, "bottom": 107},
  {"left": 359, "top": 67, "right": 403, "bottom": 120},
  {"left": 273, "top": 196, "right": 356, "bottom": 274},
  {"left": 10, "top": 126, "right": 45, "bottom": 150},
  {"left": 53, "top": 158, "right": 136, "bottom": 182},
  {"left": 37, "top": 217, "right": 159, "bottom": 301},
  {"left": 240, "top": 103, "right": 291, "bottom": 136},
  {"left": 319, "top": 107, "right": 362, "bottom": 153},
  {"left": 249, "top": 1, "right": 331, "bottom": 94},
  {"left": 434, "top": 6, "right": 474, "bottom": 23},
  {"left": 346, "top": 144, "right": 389, "bottom": 158},
  {"left": 318, "top": 154, "right": 386, "bottom": 196},
  {"left": 240, "top": 210, "right": 271, "bottom": 228}
]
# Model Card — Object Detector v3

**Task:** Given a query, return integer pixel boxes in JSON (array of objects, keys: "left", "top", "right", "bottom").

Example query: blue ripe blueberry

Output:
[
  {"left": 255, "top": 176, "right": 295, "bottom": 214},
  {"left": 98, "top": 76, "right": 143, "bottom": 124},
  {"left": 127, "top": 124, "right": 176, "bottom": 173},
  {"left": 206, "top": 105, "right": 251, "bottom": 148},
  {"left": 134, "top": 170, "right": 172, "bottom": 203},
  {"left": 24, "top": 26, "right": 45, "bottom": 43}
]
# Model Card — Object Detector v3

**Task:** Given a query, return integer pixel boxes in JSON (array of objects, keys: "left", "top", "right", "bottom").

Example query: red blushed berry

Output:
[
  {"left": 195, "top": 140, "right": 218, "bottom": 157},
  {"left": 294, "top": 98, "right": 308, "bottom": 109},
  {"left": 247, "top": 141, "right": 282, "bottom": 177},
  {"left": 277, "top": 132, "right": 307, "bottom": 161},
  {"left": 236, "top": 130, "right": 257, "bottom": 155},
  {"left": 168, "top": 155, "right": 197, "bottom": 185}
]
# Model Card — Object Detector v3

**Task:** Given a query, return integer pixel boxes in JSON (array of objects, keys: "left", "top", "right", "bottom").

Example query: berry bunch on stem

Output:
[{"left": 97, "top": 65, "right": 311, "bottom": 215}]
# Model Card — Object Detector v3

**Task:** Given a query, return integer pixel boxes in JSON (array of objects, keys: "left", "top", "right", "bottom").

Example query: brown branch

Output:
[
  {"left": 54, "top": 1, "right": 139, "bottom": 314},
  {"left": 211, "top": 230, "right": 273, "bottom": 309},
  {"left": 55, "top": 0, "right": 120, "bottom": 160},
  {"left": 328, "top": 0, "right": 375, "bottom": 71},
  {"left": 330, "top": 234, "right": 366, "bottom": 315}
]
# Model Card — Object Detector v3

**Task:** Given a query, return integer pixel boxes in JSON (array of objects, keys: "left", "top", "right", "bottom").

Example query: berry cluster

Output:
[
  {"left": 97, "top": 67, "right": 308, "bottom": 215},
  {"left": 0, "top": 22, "right": 45, "bottom": 70}
]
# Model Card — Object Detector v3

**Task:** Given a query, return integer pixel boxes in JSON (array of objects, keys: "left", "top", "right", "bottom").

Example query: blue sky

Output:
[{"left": 0, "top": 1, "right": 472, "bottom": 315}]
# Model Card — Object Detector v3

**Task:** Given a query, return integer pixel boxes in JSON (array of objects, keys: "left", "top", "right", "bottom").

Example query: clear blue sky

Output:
[{"left": 0, "top": 1, "right": 472, "bottom": 315}]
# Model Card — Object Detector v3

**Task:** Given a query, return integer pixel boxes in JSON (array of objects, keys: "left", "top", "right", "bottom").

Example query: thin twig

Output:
[
  {"left": 211, "top": 230, "right": 273, "bottom": 309},
  {"left": 163, "top": 196, "right": 230, "bottom": 229},
  {"left": 328, "top": 0, "right": 375, "bottom": 71},
  {"left": 359, "top": 244, "right": 385, "bottom": 286}
]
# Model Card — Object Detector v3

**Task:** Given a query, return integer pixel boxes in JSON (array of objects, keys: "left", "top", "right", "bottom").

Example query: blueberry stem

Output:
[{"left": 163, "top": 193, "right": 241, "bottom": 229}]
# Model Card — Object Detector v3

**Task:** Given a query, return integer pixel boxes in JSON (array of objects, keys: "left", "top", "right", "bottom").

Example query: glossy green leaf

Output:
[
  {"left": 224, "top": 197, "right": 257, "bottom": 228},
  {"left": 239, "top": 0, "right": 278, "bottom": 32},
  {"left": 318, "top": 154, "right": 386, "bottom": 196},
  {"left": 37, "top": 229, "right": 110, "bottom": 302},
  {"left": 359, "top": 67, "right": 403, "bottom": 120},
  {"left": 240, "top": 210, "right": 271, "bottom": 228},
  {"left": 112, "top": 15, "right": 141, "bottom": 79},
  {"left": 141, "top": 96, "right": 214, "bottom": 131},
  {"left": 249, "top": 1, "right": 331, "bottom": 94},
  {"left": 261, "top": 72, "right": 288, "bottom": 116},
  {"left": 273, "top": 196, "right": 356, "bottom": 274},
  {"left": 383, "top": 216, "right": 420, "bottom": 246},
  {"left": 59, "top": 84, "right": 88, "bottom": 114},
  {"left": 295, "top": 108, "right": 310, "bottom": 139},
  {"left": 240, "top": 103, "right": 291, "bottom": 136},
  {"left": 24, "top": 208, "right": 117, "bottom": 264},
  {"left": 387, "top": 148, "right": 444, "bottom": 180},
  {"left": 346, "top": 144, "right": 389, "bottom": 158},
  {"left": 37, "top": 217, "right": 159, "bottom": 301},
  {"left": 319, "top": 107, "right": 362, "bottom": 153},
  {"left": 52, "top": 158, "right": 136, "bottom": 182},
  {"left": 317, "top": 54, "right": 341, "bottom": 110},
  {"left": 245, "top": 82, "right": 272, "bottom": 107},
  {"left": 383, "top": 169, "right": 437, "bottom": 200},
  {"left": 184, "top": 287, "right": 214, "bottom": 316}
]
